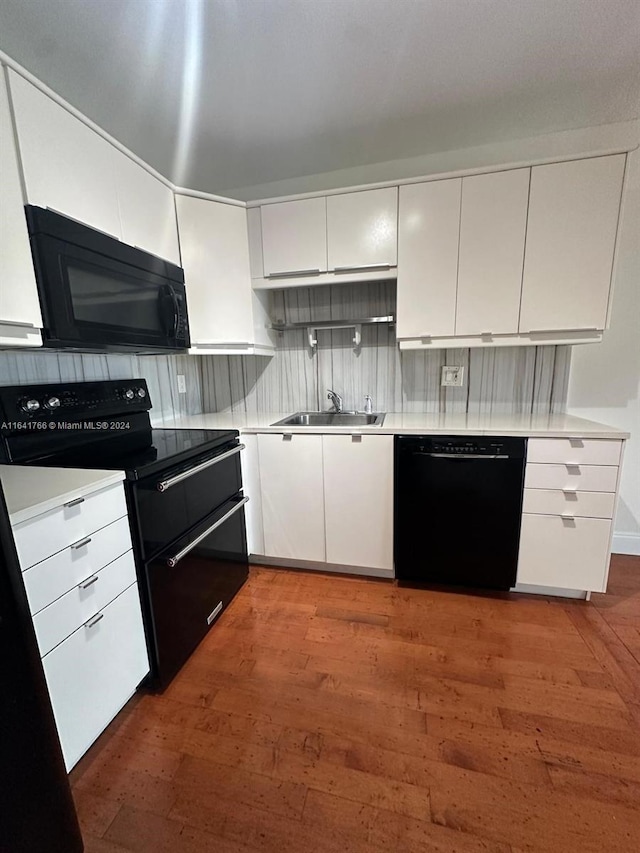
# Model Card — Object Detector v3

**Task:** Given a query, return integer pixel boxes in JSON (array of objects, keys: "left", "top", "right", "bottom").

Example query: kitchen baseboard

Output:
[
  {"left": 612, "top": 532, "right": 640, "bottom": 556},
  {"left": 250, "top": 554, "right": 395, "bottom": 579}
]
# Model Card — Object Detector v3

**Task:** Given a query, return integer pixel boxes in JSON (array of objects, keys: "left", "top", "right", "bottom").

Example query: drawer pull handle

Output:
[
  {"left": 562, "top": 488, "right": 578, "bottom": 493},
  {"left": 569, "top": 439, "right": 585, "bottom": 448},
  {"left": 64, "top": 497, "right": 85, "bottom": 508},
  {"left": 71, "top": 536, "right": 92, "bottom": 550},
  {"left": 207, "top": 601, "right": 223, "bottom": 625},
  {"left": 78, "top": 575, "right": 99, "bottom": 590},
  {"left": 566, "top": 464, "right": 581, "bottom": 473},
  {"left": 84, "top": 612, "right": 104, "bottom": 629},
  {"left": 157, "top": 443, "right": 245, "bottom": 492},
  {"left": 561, "top": 515, "right": 576, "bottom": 525},
  {"left": 166, "top": 496, "right": 249, "bottom": 568}
]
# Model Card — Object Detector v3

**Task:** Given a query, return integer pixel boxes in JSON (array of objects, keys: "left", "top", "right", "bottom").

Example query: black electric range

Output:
[{"left": 0, "top": 379, "right": 249, "bottom": 689}]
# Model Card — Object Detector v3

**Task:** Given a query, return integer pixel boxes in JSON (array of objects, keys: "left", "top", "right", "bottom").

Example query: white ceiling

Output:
[{"left": 1, "top": 0, "right": 638, "bottom": 198}]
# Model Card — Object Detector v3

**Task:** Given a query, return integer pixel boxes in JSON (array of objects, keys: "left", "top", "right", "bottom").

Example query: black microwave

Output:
[{"left": 25, "top": 206, "right": 190, "bottom": 353}]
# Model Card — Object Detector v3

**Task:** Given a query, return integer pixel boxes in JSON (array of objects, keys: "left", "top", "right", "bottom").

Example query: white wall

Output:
[{"left": 567, "top": 149, "right": 640, "bottom": 555}]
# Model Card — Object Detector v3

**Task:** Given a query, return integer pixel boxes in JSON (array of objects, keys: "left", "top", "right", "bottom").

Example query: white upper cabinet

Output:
[
  {"left": 176, "top": 195, "right": 274, "bottom": 354},
  {"left": 0, "top": 68, "right": 42, "bottom": 346},
  {"left": 261, "top": 197, "right": 327, "bottom": 277},
  {"left": 8, "top": 69, "right": 121, "bottom": 239},
  {"left": 115, "top": 155, "right": 180, "bottom": 265},
  {"left": 519, "top": 155, "right": 626, "bottom": 334},
  {"left": 455, "top": 169, "right": 530, "bottom": 337},
  {"left": 327, "top": 187, "right": 398, "bottom": 272},
  {"left": 397, "top": 179, "right": 461, "bottom": 339}
]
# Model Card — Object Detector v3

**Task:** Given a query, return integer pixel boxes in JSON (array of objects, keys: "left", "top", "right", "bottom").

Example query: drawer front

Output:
[
  {"left": 42, "top": 582, "right": 149, "bottom": 771},
  {"left": 524, "top": 463, "right": 618, "bottom": 493},
  {"left": 14, "top": 483, "right": 127, "bottom": 570},
  {"left": 33, "top": 551, "right": 137, "bottom": 657},
  {"left": 23, "top": 516, "right": 132, "bottom": 615},
  {"left": 527, "top": 438, "right": 622, "bottom": 466},
  {"left": 522, "top": 488, "right": 616, "bottom": 519},
  {"left": 517, "top": 513, "right": 611, "bottom": 592}
]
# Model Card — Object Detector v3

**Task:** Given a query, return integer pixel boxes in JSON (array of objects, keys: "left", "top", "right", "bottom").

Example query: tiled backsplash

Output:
[
  {"left": 0, "top": 282, "right": 571, "bottom": 418},
  {"left": 200, "top": 282, "right": 571, "bottom": 415},
  {"left": 0, "top": 351, "right": 203, "bottom": 421}
]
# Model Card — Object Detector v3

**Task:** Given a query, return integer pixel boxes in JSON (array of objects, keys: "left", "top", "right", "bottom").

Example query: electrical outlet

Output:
[
  {"left": 441, "top": 365, "right": 464, "bottom": 387},
  {"left": 177, "top": 374, "right": 187, "bottom": 394}
]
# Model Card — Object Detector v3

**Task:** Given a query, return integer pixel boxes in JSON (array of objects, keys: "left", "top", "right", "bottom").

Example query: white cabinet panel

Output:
[
  {"left": 526, "top": 438, "right": 622, "bottom": 466},
  {"left": 13, "top": 483, "right": 127, "bottom": 571},
  {"left": 116, "top": 154, "right": 180, "bottom": 264},
  {"left": 519, "top": 155, "right": 625, "bottom": 333},
  {"left": 261, "top": 197, "right": 327, "bottom": 277},
  {"left": 33, "top": 551, "right": 136, "bottom": 657},
  {"left": 23, "top": 515, "right": 132, "bottom": 615},
  {"left": 42, "top": 582, "right": 149, "bottom": 770},
  {"left": 524, "top": 463, "right": 618, "bottom": 493},
  {"left": 176, "top": 195, "right": 254, "bottom": 346},
  {"left": 0, "top": 68, "right": 42, "bottom": 342},
  {"left": 397, "top": 179, "right": 461, "bottom": 338},
  {"left": 258, "top": 434, "right": 325, "bottom": 562},
  {"left": 240, "top": 434, "right": 264, "bottom": 556},
  {"left": 518, "top": 513, "right": 611, "bottom": 592},
  {"left": 327, "top": 187, "right": 398, "bottom": 272},
  {"left": 323, "top": 435, "right": 393, "bottom": 571},
  {"left": 8, "top": 69, "right": 121, "bottom": 238},
  {"left": 522, "top": 489, "right": 616, "bottom": 519},
  {"left": 456, "top": 169, "right": 529, "bottom": 336}
]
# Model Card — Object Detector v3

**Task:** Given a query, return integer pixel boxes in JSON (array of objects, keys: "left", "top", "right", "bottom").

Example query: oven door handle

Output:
[
  {"left": 166, "top": 496, "right": 249, "bottom": 568},
  {"left": 156, "top": 443, "right": 245, "bottom": 492}
]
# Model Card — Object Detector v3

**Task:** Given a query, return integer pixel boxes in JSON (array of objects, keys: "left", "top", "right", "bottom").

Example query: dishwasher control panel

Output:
[{"left": 398, "top": 435, "right": 526, "bottom": 459}]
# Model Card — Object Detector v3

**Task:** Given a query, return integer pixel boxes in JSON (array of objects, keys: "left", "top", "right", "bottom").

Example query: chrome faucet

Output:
[
  {"left": 363, "top": 394, "right": 373, "bottom": 414},
  {"left": 327, "top": 389, "right": 343, "bottom": 413}
]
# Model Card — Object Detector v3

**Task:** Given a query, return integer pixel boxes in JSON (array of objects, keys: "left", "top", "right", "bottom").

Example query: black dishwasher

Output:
[{"left": 394, "top": 435, "right": 526, "bottom": 590}]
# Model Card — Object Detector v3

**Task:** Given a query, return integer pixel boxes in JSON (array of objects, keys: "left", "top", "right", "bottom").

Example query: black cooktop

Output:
[{"left": 28, "top": 428, "right": 239, "bottom": 481}]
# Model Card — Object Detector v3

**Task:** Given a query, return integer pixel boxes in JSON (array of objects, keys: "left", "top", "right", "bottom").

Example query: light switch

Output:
[{"left": 441, "top": 365, "right": 464, "bottom": 387}]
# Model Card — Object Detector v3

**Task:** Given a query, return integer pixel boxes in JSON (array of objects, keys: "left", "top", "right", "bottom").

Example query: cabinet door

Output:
[
  {"left": 0, "top": 68, "right": 42, "bottom": 340},
  {"left": 397, "top": 179, "right": 461, "bottom": 338},
  {"left": 327, "top": 187, "right": 398, "bottom": 271},
  {"left": 517, "top": 514, "right": 611, "bottom": 592},
  {"left": 261, "top": 197, "right": 327, "bottom": 277},
  {"left": 323, "top": 435, "right": 393, "bottom": 571},
  {"left": 519, "top": 155, "right": 625, "bottom": 333},
  {"left": 176, "top": 195, "right": 254, "bottom": 346},
  {"left": 116, "top": 154, "right": 180, "bottom": 264},
  {"left": 257, "top": 434, "right": 325, "bottom": 562},
  {"left": 8, "top": 69, "right": 121, "bottom": 239},
  {"left": 455, "top": 169, "right": 529, "bottom": 336},
  {"left": 42, "top": 582, "right": 149, "bottom": 770}
]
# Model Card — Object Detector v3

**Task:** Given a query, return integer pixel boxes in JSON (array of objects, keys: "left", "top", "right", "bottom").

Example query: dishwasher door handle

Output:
[{"left": 416, "top": 452, "right": 510, "bottom": 460}]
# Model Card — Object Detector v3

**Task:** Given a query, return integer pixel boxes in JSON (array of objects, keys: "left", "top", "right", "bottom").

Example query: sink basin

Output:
[{"left": 271, "top": 411, "right": 386, "bottom": 427}]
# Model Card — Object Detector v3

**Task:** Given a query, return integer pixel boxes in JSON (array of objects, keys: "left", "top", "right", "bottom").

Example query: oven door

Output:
[
  {"left": 32, "top": 234, "right": 189, "bottom": 351},
  {"left": 145, "top": 494, "right": 249, "bottom": 688},
  {"left": 133, "top": 441, "right": 244, "bottom": 561}
]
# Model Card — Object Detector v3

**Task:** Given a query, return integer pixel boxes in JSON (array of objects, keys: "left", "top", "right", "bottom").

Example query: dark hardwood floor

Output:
[{"left": 71, "top": 556, "right": 640, "bottom": 853}]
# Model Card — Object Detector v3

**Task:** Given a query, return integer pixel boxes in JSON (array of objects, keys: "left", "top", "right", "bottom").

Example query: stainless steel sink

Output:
[{"left": 271, "top": 411, "right": 386, "bottom": 427}]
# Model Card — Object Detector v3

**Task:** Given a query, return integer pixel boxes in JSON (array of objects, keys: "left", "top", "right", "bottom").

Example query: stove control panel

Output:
[{"left": 0, "top": 379, "right": 152, "bottom": 426}]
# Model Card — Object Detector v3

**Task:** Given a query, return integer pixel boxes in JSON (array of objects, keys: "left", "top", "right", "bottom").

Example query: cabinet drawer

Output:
[
  {"left": 23, "top": 516, "right": 132, "bottom": 615},
  {"left": 527, "top": 438, "right": 622, "bottom": 466},
  {"left": 517, "top": 513, "right": 611, "bottom": 592},
  {"left": 524, "top": 463, "right": 618, "bottom": 493},
  {"left": 33, "top": 551, "right": 137, "bottom": 657},
  {"left": 42, "top": 582, "right": 149, "bottom": 771},
  {"left": 522, "top": 489, "right": 616, "bottom": 519},
  {"left": 13, "top": 483, "right": 127, "bottom": 570}
]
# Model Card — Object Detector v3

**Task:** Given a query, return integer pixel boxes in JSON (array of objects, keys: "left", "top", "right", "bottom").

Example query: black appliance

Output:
[
  {"left": 0, "top": 483, "right": 84, "bottom": 853},
  {"left": 25, "top": 205, "right": 189, "bottom": 353},
  {"left": 0, "top": 379, "right": 248, "bottom": 690},
  {"left": 395, "top": 435, "right": 526, "bottom": 591}
]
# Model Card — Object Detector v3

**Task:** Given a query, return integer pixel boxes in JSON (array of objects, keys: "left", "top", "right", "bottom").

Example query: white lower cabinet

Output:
[
  {"left": 517, "top": 514, "right": 612, "bottom": 592},
  {"left": 257, "top": 434, "right": 325, "bottom": 562},
  {"left": 323, "top": 435, "right": 394, "bottom": 572},
  {"left": 42, "top": 582, "right": 149, "bottom": 771}
]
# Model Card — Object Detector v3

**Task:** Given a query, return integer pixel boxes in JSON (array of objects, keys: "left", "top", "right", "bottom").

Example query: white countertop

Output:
[
  {"left": 156, "top": 411, "right": 630, "bottom": 439},
  {"left": 0, "top": 465, "right": 125, "bottom": 525}
]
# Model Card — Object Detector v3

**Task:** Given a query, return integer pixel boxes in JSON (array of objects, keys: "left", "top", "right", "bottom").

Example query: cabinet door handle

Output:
[
  {"left": 71, "top": 536, "right": 92, "bottom": 550},
  {"left": 78, "top": 574, "right": 99, "bottom": 590},
  {"left": 265, "top": 268, "right": 322, "bottom": 278},
  {"left": 64, "top": 497, "right": 85, "bottom": 508},
  {"left": 332, "top": 263, "right": 392, "bottom": 273},
  {"left": 527, "top": 327, "right": 600, "bottom": 333},
  {"left": 84, "top": 612, "right": 104, "bottom": 629}
]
